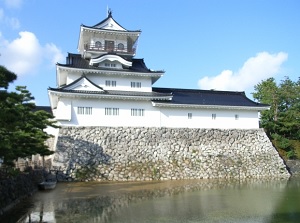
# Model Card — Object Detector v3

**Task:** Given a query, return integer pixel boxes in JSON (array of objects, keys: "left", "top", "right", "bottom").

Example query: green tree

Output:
[
  {"left": 252, "top": 77, "right": 279, "bottom": 134},
  {"left": 0, "top": 66, "right": 17, "bottom": 89},
  {"left": 277, "top": 77, "right": 300, "bottom": 139},
  {"left": 0, "top": 65, "right": 58, "bottom": 166},
  {"left": 252, "top": 76, "right": 300, "bottom": 159}
]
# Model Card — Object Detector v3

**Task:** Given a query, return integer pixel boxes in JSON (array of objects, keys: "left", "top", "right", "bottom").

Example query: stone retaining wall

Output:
[{"left": 53, "top": 127, "right": 290, "bottom": 181}]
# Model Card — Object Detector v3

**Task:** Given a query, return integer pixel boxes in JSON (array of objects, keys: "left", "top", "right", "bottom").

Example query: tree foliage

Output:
[
  {"left": 0, "top": 65, "right": 58, "bottom": 166},
  {"left": 252, "top": 76, "right": 300, "bottom": 158}
]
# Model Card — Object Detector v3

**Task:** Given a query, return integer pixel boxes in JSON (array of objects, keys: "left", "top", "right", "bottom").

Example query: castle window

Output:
[
  {"left": 77, "top": 107, "right": 85, "bottom": 115},
  {"left": 105, "top": 108, "right": 119, "bottom": 116},
  {"left": 77, "top": 107, "right": 92, "bottom": 115},
  {"left": 104, "top": 63, "right": 116, "bottom": 68},
  {"left": 105, "top": 40, "right": 114, "bottom": 52},
  {"left": 188, "top": 113, "right": 192, "bottom": 119},
  {"left": 131, "top": 82, "right": 141, "bottom": 88},
  {"left": 212, "top": 114, "right": 216, "bottom": 120},
  {"left": 118, "top": 43, "right": 124, "bottom": 50},
  {"left": 95, "top": 41, "right": 101, "bottom": 48},
  {"left": 131, "top": 108, "right": 144, "bottom": 116},
  {"left": 85, "top": 107, "right": 92, "bottom": 115},
  {"left": 105, "top": 80, "right": 116, "bottom": 87}
]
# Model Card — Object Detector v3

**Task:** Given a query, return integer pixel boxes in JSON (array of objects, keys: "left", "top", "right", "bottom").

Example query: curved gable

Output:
[
  {"left": 89, "top": 54, "right": 132, "bottom": 67},
  {"left": 62, "top": 75, "right": 104, "bottom": 92},
  {"left": 93, "top": 16, "right": 126, "bottom": 31}
]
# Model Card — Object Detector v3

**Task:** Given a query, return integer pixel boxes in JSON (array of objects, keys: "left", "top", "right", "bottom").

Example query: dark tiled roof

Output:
[
  {"left": 152, "top": 87, "right": 269, "bottom": 108},
  {"left": 106, "top": 90, "right": 171, "bottom": 98},
  {"left": 48, "top": 87, "right": 171, "bottom": 98},
  {"left": 48, "top": 85, "right": 268, "bottom": 108},
  {"left": 58, "top": 53, "right": 163, "bottom": 74},
  {"left": 33, "top": 106, "right": 53, "bottom": 115}
]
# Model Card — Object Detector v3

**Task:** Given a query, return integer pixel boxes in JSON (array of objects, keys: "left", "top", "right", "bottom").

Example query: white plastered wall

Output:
[
  {"left": 67, "top": 72, "right": 153, "bottom": 92},
  {"left": 56, "top": 97, "right": 260, "bottom": 129}
]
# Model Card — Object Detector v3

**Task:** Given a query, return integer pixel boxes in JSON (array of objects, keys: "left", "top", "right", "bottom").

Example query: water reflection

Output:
[{"left": 4, "top": 177, "right": 300, "bottom": 223}]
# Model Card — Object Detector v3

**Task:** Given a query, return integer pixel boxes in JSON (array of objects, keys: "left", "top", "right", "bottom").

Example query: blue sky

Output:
[{"left": 0, "top": 0, "right": 299, "bottom": 105}]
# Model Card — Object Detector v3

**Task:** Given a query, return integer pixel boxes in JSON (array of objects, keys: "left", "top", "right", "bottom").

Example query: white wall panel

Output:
[{"left": 57, "top": 98, "right": 260, "bottom": 129}]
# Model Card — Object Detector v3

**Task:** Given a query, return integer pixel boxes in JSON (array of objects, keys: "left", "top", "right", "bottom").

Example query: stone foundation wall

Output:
[{"left": 53, "top": 127, "right": 290, "bottom": 181}]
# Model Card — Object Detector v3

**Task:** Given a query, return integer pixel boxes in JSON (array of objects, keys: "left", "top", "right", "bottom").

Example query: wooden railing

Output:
[{"left": 84, "top": 44, "right": 136, "bottom": 54}]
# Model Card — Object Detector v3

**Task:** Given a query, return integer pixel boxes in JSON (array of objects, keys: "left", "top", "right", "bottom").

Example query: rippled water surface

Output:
[{"left": 3, "top": 177, "right": 300, "bottom": 223}]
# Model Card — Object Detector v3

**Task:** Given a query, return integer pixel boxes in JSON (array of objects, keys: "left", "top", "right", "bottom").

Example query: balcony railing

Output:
[{"left": 84, "top": 44, "right": 136, "bottom": 54}]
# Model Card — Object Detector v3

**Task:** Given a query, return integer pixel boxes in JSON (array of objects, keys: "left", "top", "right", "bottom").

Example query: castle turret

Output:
[{"left": 78, "top": 10, "right": 141, "bottom": 60}]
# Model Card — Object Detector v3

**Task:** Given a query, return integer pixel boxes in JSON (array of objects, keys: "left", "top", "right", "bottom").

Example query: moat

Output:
[{"left": 3, "top": 177, "right": 300, "bottom": 223}]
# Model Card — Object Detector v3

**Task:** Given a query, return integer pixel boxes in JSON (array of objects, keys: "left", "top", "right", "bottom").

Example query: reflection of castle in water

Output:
[
  {"left": 21, "top": 202, "right": 56, "bottom": 223},
  {"left": 16, "top": 178, "right": 293, "bottom": 223}
]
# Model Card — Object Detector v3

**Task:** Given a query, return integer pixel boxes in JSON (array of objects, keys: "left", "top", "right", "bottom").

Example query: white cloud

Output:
[
  {"left": 7, "top": 16, "right": 20, "bottom": 29},
  {"left": 45, "top": 43, "right": 65, "bottom": 65},
  {"left": 198, "top": 52, "right": 288, "bottom": 91},
  {"left": 0, "top": 7, "right": 20, "bottom": 29},
  {"left": 0, "top": 31, "right": 64, "bottom": 76},
  {"left": 3, "top": 0, "right": 23, "bottom": 9}
]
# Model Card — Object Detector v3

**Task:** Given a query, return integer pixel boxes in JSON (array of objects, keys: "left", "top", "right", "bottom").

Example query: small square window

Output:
[
  {"left": 106, "top": 80, "right": 116, "bottom": 87},
  {"left": 85, "top": 107, "right": 92, "bottom": 115},
  {"left": 131, "top": 108, "right": 144, "bottom": 116},
  {"left": 105, "top": 108, "right": 119, "bottom": 116},
  {"left": 77, "top": 107, "right": 85, "bottom": 115},
  {"left": 77, "top": 107, "right": 92, "bottom": 115},
  {"left": 131, "top": 82, "right": 141, "bottom": 88},
  {"left": 212, "top": 114, "right": 216, "bottom": 120}
]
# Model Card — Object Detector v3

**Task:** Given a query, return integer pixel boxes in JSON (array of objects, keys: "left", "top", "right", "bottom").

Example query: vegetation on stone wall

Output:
[{"left": 252, "top": 76, "right": 300, "bottom": 159}]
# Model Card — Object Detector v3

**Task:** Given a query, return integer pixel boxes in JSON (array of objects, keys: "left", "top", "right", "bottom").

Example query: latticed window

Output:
[
  {"left": 105, "top": 108, "right": 119, "bottom": 116},
  {"left": 85, "top": 107, "right": 92, "bottom": 115},
  {"left": 131, "top": 108, "right": 144, "bottom": 116},
  {"left": 104, "top": 63, "right": 116, "bottom": 68},
  {"left": 77, "top": 107, "right": 85, "bottom": 115},
  {"left": 131, "top": 82, "right": 141, "bottom": 88},
  {"left": 105, "top": 80, "right": 116, "bottom": 87},
  {"left": 77, "top": 107, "right": 92, "bottom": 115}
]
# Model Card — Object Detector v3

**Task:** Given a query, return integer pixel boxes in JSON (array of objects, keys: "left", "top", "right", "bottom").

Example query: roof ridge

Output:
[{"left": 153, "top": 87, "right": 244, "bottom": 94}]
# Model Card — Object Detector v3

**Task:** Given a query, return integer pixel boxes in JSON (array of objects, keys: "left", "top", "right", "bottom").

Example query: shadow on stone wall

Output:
[{"left": 53, "top": 136, "right": 111, "bottom": 181}]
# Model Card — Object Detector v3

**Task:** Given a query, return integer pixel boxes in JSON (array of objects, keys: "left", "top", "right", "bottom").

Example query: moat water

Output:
[{"left": 3, "top": 177, "right": 300, "bottom": 223}]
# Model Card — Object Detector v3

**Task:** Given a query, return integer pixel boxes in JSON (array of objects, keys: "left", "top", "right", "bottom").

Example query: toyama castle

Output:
[{"left": 48, "top": 10, "right": 269, "bottom": 129}]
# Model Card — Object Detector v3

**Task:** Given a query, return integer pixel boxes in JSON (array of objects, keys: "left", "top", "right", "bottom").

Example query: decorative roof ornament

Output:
[{"left": 108, "top": 8, "right": 112, "bottom": 18}]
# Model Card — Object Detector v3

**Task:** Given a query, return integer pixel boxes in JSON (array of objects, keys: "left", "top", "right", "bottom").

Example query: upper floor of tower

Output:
[{"left": 78, "top": 10, "right": 141, "bottom": 60}]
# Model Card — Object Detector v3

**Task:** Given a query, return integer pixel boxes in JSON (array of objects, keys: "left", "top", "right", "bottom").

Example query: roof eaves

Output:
[
  {"left": 151, "top": 101, "right": 270, "bottom": 110},
  {"left": 81, "top": 24, "right": 141, "bottom": 33},
  {"left": 48, "top": 89, "right": 171, "bottom": 101}
]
